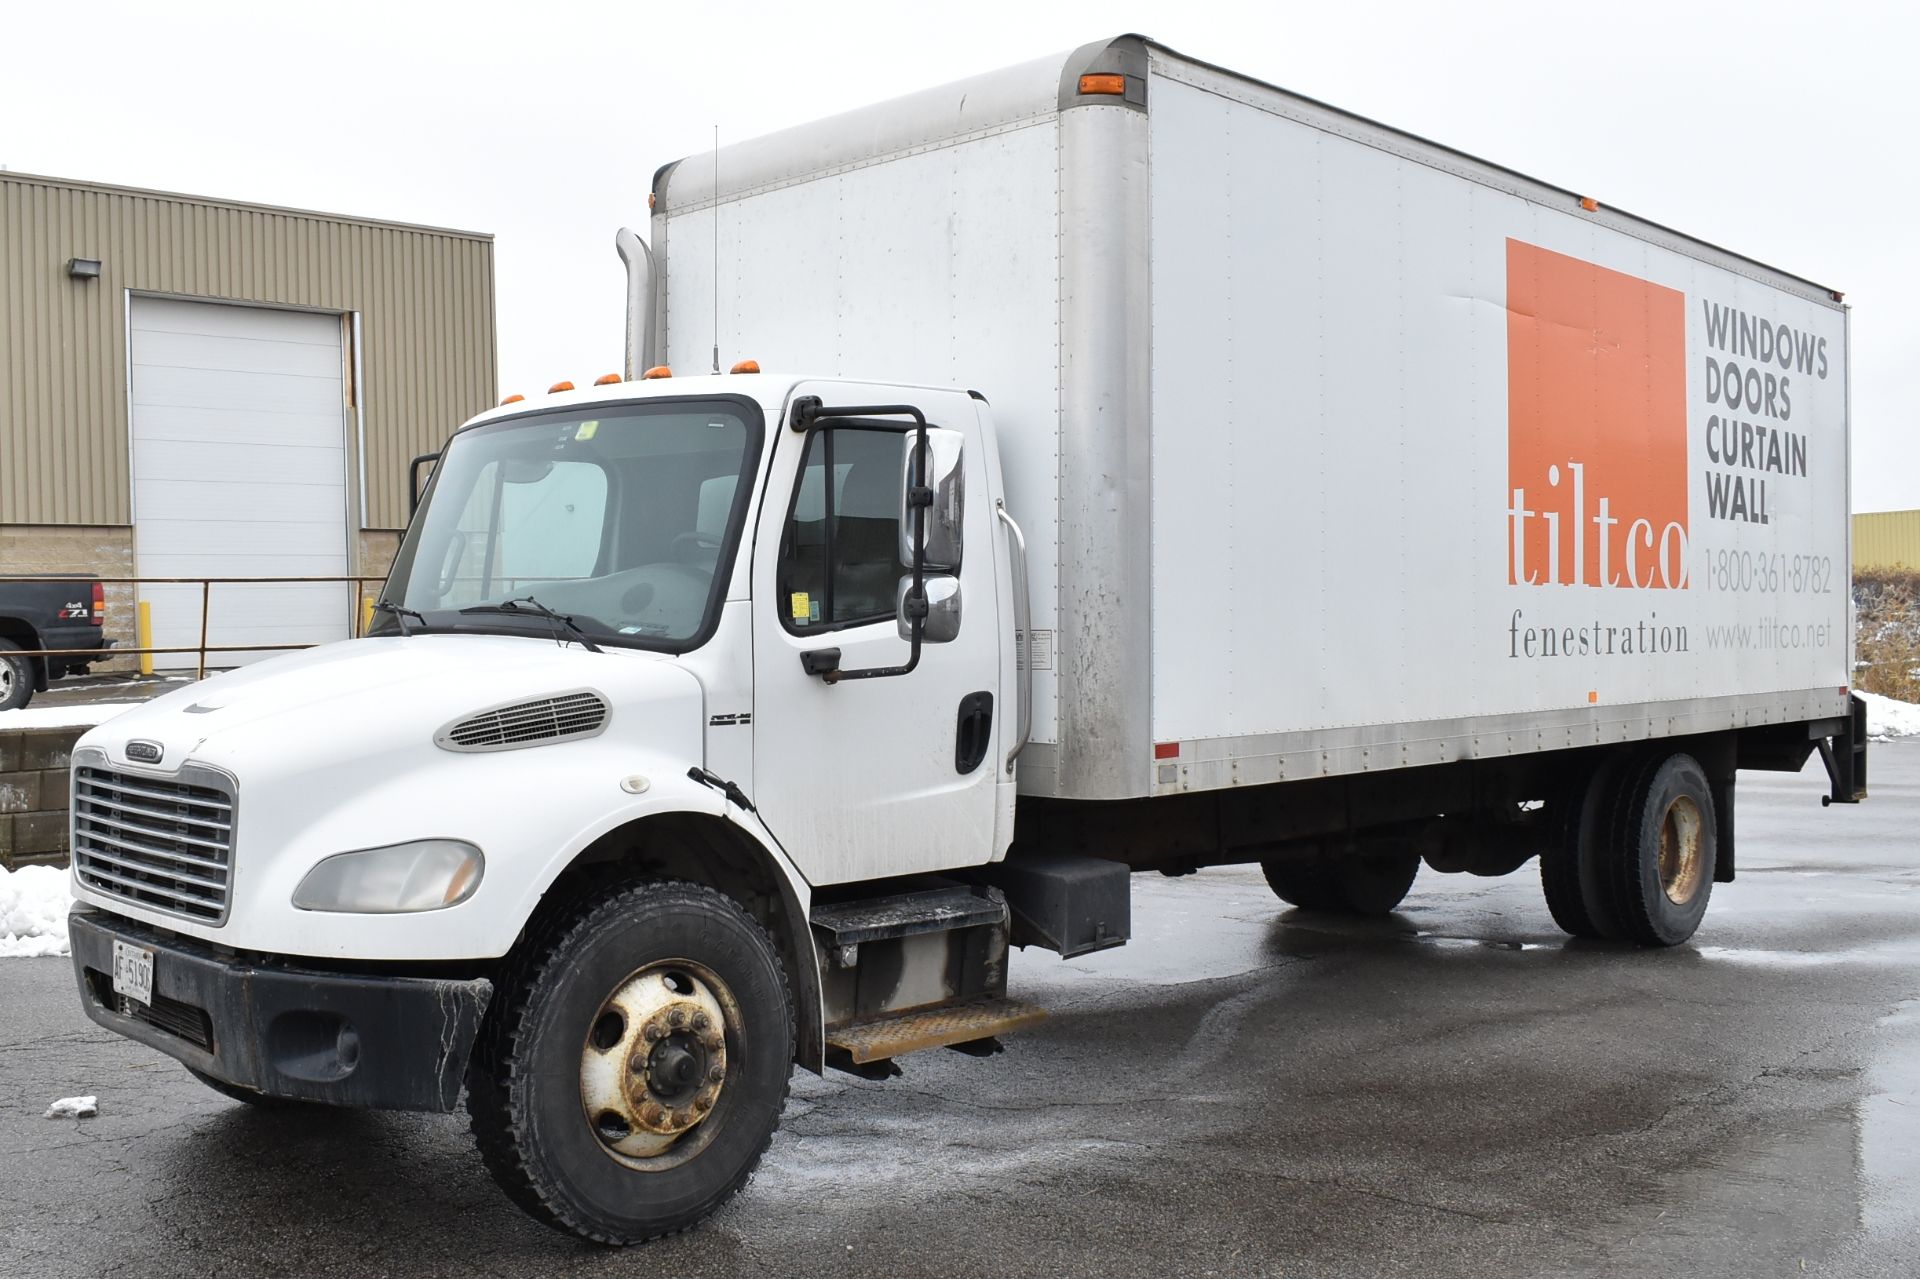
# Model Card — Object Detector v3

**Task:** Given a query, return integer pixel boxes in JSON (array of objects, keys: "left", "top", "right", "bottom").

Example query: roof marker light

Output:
[
  {"left": 730, "top": 359, "right": 761, "bottom": 374},
  {"left": 642, "top": 366, "right": 673, "bottom": 380},
  {"left": 548, "top": 380, "right": 575, "bottom": 394},
  {"left": 1578, "top": 196, "right": 1599, "bottom": 212},
  {"left": 594, "top": 373, "right": 622, "bottom": 385},
  {"left": 500, "top": 393, "right": 525, "bottom": 405},
  {"left": 1079, "top": 73, "right": 1127, "bottom": 96}
]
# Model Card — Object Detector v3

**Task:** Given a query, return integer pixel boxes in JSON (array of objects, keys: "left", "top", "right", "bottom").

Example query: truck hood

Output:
[{"left": 78, "top": 635, "right": 695, "bottom": 773}]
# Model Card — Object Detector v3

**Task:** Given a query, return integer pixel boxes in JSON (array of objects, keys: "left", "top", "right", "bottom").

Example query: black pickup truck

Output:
[{"left": 0, "top": 577, "right": 111, "bottom": 711}]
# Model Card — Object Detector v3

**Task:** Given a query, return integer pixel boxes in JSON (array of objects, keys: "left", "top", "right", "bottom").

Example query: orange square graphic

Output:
[{"left": 1507, "top": 240, "right": 1689, "bottom": 588}]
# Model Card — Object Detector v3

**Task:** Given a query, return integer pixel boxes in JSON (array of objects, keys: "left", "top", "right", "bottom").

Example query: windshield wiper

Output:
[
  {"left": 373, "top": 599, "right": 427, "bottom": 637},
  {"left": 459, "top": 596, "right": 604, "bottom": 653}
]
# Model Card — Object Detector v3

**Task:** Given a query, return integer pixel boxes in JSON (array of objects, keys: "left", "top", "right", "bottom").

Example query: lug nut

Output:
[
  {"left": 640, "top": 1102, "right": 665, "bottom": 1127},
  {"left": 708, "top": 1063, "right": 725, "bottom": 1083},
  {"left": 691, "top": 1011, "right": 710, "bottom": 1031},
  {"left": 693, "top": 1095, "right": 713, "bottom": 1113},
  {"left": 667, "top": 1008, "right": 687, "bottom": 1029},
  {"left": 643, "top": 1022, "right": 665, "bottom": 1043},
  {"left": 704, "top": 1033, "right": 724, "bottom": 1053}
]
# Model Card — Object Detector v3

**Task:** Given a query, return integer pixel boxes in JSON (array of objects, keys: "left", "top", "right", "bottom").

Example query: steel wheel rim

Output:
[
  {"left": 0, "top": 661, "right": 12, "bottom": 697},
  {"left": 1658, "top": 795, "right": 1705, "bottom": 905},
  {"left": 579, "top": 958, "right": 738, "bottom": 1172}
]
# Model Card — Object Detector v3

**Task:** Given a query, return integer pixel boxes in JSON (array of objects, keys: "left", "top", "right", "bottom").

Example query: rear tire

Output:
[
  {"left": 1263, "top": 841, "right": 1420, "bottom": 916},
  {"left": 0, "top": 639, "right": 32, "bottom": 711},
  {"left": 467, "top": 881, "right": 793, "bottom": 1245},
  {"left": 1540, "top": 757, "right": 1627, "bottom": 940},
  {"left": 1600, "top": 752, "right": 1717, "bottom": 947}
]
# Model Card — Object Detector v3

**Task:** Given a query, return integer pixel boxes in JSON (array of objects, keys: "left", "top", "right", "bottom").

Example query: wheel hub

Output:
[
  {"left": 1658, "top": 794, "right": 1705, "bottom": 905},
  {"left": 580, "top": 964, "right": 730, "bottom": 1164}
]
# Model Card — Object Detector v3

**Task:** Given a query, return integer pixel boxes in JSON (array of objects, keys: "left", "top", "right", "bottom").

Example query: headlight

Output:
[{"left": 292, "top": 840, "right": 484, "bottom": 913}]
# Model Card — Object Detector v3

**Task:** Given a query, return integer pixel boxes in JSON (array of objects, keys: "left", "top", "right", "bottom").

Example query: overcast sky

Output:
[{"left": 3, "top": 0, "right": 1913, "bottom": 510}]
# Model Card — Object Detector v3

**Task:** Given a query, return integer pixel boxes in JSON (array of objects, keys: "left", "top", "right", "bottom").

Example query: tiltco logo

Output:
[{"left": 1506, "top": 240, "right": 1689, "bottom": 589}]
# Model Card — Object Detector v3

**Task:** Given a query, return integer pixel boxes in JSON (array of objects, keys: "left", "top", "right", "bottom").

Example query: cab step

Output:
[{"left": 826, "top": 997, "right": 1048, "bottom": 1065}]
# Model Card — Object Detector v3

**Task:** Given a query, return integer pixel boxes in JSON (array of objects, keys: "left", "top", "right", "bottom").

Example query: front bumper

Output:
[{"left": 69, "top": 904, "right": 492, "bottom": 1112}]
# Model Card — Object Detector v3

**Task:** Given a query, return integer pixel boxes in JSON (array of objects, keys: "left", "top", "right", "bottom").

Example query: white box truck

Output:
[{"left": 68, "top": 35, "right": 1866, "bottom": 1244}]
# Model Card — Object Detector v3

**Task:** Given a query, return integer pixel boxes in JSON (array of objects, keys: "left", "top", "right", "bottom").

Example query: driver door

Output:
[{"left": 749, "top": 382, "right": 1005, "bottom": 885}]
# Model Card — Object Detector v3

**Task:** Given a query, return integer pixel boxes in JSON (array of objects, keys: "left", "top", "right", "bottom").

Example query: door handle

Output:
[{"left": 955, "top": 690, "right": 994, "bottom": 774}]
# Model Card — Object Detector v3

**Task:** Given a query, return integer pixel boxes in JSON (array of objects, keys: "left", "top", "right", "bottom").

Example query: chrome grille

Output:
[
  {"left": 73, "top": 765, "right": 234, "bottom": 925},
  {"left": 436, "top": 690, "right": 609, "bottom": 752}
]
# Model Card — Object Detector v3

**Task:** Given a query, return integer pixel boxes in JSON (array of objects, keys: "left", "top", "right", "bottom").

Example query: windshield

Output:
[{"left": 376, "top": 397, "right": 762, "bottom": 650}]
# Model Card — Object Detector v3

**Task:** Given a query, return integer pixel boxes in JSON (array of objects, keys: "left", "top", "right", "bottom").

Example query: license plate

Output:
[{"left": 111, "top": 940, "right": 154, "bottom": 1007}]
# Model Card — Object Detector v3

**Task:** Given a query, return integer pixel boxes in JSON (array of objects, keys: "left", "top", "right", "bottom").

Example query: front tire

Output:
[{"left": 467, "top": 881, "right": 793, "bottom": 1245}]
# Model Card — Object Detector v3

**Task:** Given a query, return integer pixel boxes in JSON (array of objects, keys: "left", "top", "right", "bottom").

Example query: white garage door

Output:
[{"left": 130, "top": 297, "right": 352, "bottom": 670}]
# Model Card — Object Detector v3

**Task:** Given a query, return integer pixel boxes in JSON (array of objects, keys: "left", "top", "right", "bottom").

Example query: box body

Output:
[{"left": 654, "top": 37, "right": 1852, "bottom": 802}]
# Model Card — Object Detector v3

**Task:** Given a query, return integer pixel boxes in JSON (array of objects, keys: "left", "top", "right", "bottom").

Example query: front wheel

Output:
[{"left": 467, "top": 881, "right": 793, "bottom": 1245}]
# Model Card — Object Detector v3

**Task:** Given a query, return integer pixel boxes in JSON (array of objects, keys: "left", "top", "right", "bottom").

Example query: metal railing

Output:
[{"left": 3, "top": 576, "right": 389, "bottom": 679}]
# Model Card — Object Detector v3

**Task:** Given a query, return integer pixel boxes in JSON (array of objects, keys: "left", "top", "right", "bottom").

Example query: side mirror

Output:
[
  {"left": 897, "top": 575, "right": 961, "bottom": 643},
  {"left": 899, "top": 428, "right": 964, "bottom": 572}
]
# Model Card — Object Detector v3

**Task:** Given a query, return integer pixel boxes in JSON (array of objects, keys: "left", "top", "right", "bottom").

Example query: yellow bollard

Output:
[
  {"left": 362, "top": 595, "right": 375, "bottom": 636},
  {"left": 137, "top": 600, "right": 154, "bottom": 676}
]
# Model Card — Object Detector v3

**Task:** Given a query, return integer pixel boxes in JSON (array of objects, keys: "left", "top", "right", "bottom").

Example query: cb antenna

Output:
[{"left": 711, "top": 124, "right": 720, "bottom": 375}]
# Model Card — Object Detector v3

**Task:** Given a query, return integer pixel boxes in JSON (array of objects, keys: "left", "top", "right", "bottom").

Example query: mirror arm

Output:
[{"left": 408, "top": 451, "right": 440, "bottom": 518}]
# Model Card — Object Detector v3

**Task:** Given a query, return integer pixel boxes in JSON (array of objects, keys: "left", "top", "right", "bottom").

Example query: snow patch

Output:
[
  {"left": 44, "top": 1096, "right": 98, "bottom": 1119},
  {"left": 0, "top": 701, "right": 141, "bottom": 728},
  {"left": 1859, "top": 691, "right": 1920, "bottom": 742},
  {"left": 0, "top": 865, "right": 73, "bottom": 958}
]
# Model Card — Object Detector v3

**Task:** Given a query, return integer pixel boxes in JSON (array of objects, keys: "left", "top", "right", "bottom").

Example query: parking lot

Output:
[{"left": 2, "top": 745, "right": 1914, "bottom": 1279}]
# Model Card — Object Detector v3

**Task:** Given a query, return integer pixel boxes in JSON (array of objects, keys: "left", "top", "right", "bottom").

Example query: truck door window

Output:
[{"left": 779, "top": 428, "right": 906, "bottom": 631}]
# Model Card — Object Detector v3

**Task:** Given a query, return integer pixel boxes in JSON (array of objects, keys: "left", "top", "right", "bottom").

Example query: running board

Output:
[{"left": 826, "top": 997, "right": 1048, "bottom": 1065}]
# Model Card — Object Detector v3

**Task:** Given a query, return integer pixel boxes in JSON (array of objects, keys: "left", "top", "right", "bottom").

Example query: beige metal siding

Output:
[
  {"left": 0, "top": 172, "right": 495, "bottom": 530},
  {"left": 1854, "top": 509, "right": 1920, "bottom": 572}
]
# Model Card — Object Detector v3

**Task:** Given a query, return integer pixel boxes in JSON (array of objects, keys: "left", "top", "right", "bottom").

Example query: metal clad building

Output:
[
  {"left": 1854, "top": 509, "right": 1920, "bottom": 572},
  {"left": 0, "top": 172, "right": 495, "bottom": 664}
]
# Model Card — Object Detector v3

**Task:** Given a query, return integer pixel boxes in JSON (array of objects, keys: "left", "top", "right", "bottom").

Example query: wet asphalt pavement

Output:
[{"left": 3, "top": 745, "right": 1916, "bottom": 1278}]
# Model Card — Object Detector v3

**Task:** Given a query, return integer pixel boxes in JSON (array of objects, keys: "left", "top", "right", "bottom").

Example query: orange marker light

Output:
[
  {"left": 730, "top": 359, "right": 761, "bottom": 374},
  {"left": 499, "top": 393, "right": 525, "bottom": 405},
  {"left": 648, "top": 192, "right": 657, "bottom": 211},
  {"left": 1079, "top": 73, "right": 1127, "bottom": 96},
  {"left": 1588, "top": 690, "right": 1599, "bottom": 704},
  {"left": 642, "top": 366, "right": 673, "bottom": 380},
  {"left": 594, "top": 373, "right": 622, "bottom": 386},
  {"left": 1578, "top": 196, "right": 1599, "bottom": 212},
  {"left": 548, "top": 380, "right": 575, "bottom": 394}
]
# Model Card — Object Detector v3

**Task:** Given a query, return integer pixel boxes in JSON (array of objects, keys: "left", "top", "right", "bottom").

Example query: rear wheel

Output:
[
  {"left": 0, "top": 639, "right": 32, "bottom": 711},
  {"left": 1262, "top": 841, "right": 1420, "bottom": 916},
  {"left": 467, "top": 881, "right": 793, "bottom": 1245},
  {"left": 1540, "top": 756, "right": 1627, "bottom": 940},
  {"left": 1600, "top": 752, "right": 1718, "bottom": 947}
]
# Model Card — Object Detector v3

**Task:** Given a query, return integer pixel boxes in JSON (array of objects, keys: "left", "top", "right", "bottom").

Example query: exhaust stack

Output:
[{"left": 615, "top": 227, "right": 657, "bottom": 380}]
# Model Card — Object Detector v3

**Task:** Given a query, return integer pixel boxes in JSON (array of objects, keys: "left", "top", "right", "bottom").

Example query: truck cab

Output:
[{"left": 67, "top": 370, "right": 1045, "bottom": 1244}]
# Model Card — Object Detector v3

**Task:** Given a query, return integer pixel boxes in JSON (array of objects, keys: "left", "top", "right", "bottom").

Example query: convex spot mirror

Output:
[
  {"left": 898, "top": 428, "right": 964, "bottom": 572},
  {"left": 897, "top": 575, "right": 961, "bottom": 643}
]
